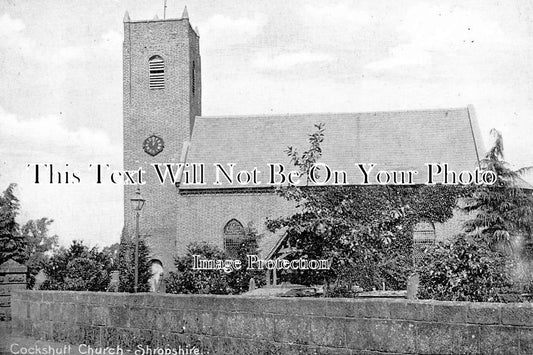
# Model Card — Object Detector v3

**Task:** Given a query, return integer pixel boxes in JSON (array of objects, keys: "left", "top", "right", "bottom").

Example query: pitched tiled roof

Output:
[{"left": 181, "top": 106, "right": 485, "bottom": 189}]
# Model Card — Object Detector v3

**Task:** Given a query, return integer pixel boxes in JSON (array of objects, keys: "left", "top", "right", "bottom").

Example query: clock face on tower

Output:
[{"left": 143, "top": 135, "right": 164, "bottom": 156}]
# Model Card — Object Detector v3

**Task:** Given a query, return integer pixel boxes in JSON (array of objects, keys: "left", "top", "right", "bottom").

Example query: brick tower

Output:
[{"left": 123, "top": 7, "right": 201, "bottom": 270}]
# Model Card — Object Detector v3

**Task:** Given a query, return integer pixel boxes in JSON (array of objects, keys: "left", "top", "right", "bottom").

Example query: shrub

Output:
[
  {"left": 165, "top": 226, "right": 264, "bottom": 295},
  {"left": 40, "top": 240, "right": 111, "bottom": 291},
  {"left": 417, "top": 234, "right": 512, "bottom": 302}
]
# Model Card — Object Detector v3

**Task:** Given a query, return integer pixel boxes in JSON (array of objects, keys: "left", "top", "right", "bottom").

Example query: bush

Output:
[
  {"left": 40, "top": 240, "right": 111, "bottom": 291},
  {"left": 165, "top": 227, "right": 264, "bottom": 295},
  {"left": 417, "top": 234, "right": 512, "bottom": 302}
]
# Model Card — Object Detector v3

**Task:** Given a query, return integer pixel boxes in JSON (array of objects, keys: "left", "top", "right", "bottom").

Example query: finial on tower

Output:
[
  {"left": 182, "top": 6, "right": 189, "bottom": 19},
  {"left": 153, "top": 14, "right": 159, "bottom": 20},
  {"left": 123, "top": 11, "right": 130, "bottom": 23}
]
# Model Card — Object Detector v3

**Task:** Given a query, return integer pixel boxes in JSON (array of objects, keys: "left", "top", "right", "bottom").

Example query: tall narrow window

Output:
[
  {"left": 192, "top": 61, "right": 196, "bottom": 94},
  {"left": 149, "top": 55, "right": 164, "bottom": 90},
  {"left": 223, "top": 219, "right": 245, "bottom": 256},
  {"left": 412, "top": 221, "right": 436, "bottom": 264}
]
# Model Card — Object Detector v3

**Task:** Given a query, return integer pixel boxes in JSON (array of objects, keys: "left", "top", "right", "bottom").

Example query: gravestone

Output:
[
  {"left": 107, "top": 270, "right": 120, "bottom": 292},
  {"left": 248, "top": 277, "right": 256, "bottom": 291},
  {"left": 0, "top": 259, "right": 27, "bottom": 321},
  {"left": 33, "top": 269, "right": 47, "bottom": 290},
  {"left": 406, "top": 273, "right": 420, "bottom": 300}
]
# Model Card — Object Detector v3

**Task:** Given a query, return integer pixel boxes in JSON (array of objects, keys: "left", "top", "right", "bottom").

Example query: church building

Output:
[{"left": 122, "top": 8, "right": 485, "bottom": 272}]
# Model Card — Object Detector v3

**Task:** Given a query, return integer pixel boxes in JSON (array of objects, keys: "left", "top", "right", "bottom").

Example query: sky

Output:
[{"left": 0, "top": 0, "right": 532, "bottom": 247}]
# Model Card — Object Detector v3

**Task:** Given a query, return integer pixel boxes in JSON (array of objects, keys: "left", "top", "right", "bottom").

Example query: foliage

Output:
[
  {"left": 463, "top": 129, "right": 533, "bottom": 293},
  {"left": 462, "top": 129, "right": 533, "bottom": 253},
  {"left": 166, "top": 226, "right": 265, "bottom": 295},
  {"left": 267, "top": 124, "right": 467, "bottom": 292},
  {"left": 417, "top": 234, "right": 512, "bottom": 301},
  {"left": 20, "top": 217, "right": 59, "bottom": 288},
  {"left": 417, "top": 129, "right": 533, "bottom": 301},
  {"left": 0, "top": 185, "right": 60, "bottom": 288},
  {"left": 268, "top": 184, "right": 466, "bottom": 292},
  {"left": 0, "top": 184, "right": 25, "bottom": 265},
  {"left": 40, "top": 240, "right": 112, "bottom": 291},
  {"left": 116, "top": 234, "right": 151, "bottom": 293}
]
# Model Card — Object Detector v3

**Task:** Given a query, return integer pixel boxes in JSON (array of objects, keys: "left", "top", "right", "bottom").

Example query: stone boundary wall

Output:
[{"left": 9, "top": 290, "right": 533, "bottom": 354}]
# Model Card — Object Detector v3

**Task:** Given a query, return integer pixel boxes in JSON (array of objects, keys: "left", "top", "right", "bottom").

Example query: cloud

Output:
[
  {"left": 365, "top": 3, "right": 518, "bottom": 73},
  {"left": 0, "top": 13, "right": 82, "bottom": 64},
  {"left": 0, "top": 13, "right": 24, "bottom": 36},
  {"left": 252, "top": 51, "right": 335, "bottom": 71},
  {"left": 0, "top": 13, "right": 33, "bottom": 53},
  {"left": 0, "top": 106, "right": 119, "bottom": 159},
  {"left": 365, "top": 44, "right": 432, "bottom": 72},
  {"left": 0, "top": 13, "right": 120, "bottom": 66},
  {"left": 199, "top": 13, "right": 266, "bottom": 47},
  {"left": 303, "top": 3, "right": 372, "bottom": 25}
]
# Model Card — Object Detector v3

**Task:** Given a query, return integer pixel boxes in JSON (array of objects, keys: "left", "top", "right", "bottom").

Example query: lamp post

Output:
[{"left": 130, "top": 187, "right": 145, "bottom": 293}]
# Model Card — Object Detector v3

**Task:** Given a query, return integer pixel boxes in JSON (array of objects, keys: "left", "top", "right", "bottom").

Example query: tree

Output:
[
  {"left": 417, "top": 129, "right": 533, "bottom": 301},
  {"left": 116, "top": 233, "right": 151, "bottom": 293},
  {"left": 267, "top": 125, "right": 465, "bottom": 293},
  {"left": 462, "top": 129, "right": 533, "bottom": 253},
  {"left": 40, "top": 240, "right": 111, "bottom": 291},
  {"left": 20, "top": 218, "right": 59, "bottom": 288},
  {"left": 0, "top": 184, "right": 25, "bottom": 265}
]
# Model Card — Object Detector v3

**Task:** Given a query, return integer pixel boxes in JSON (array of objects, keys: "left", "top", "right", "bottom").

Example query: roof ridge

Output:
[{"left": 195, "top": 106, "right": 468, "bottom": 120}]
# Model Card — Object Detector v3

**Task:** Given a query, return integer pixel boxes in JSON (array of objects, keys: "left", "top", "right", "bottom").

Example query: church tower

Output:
[{"left": 123, "top": 7, "right": 201, "bottom": 270}]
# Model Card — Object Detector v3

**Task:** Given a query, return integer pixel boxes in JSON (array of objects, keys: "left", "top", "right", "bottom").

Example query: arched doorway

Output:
[{"left": 149, "top": 259, "right": 165, "bottom": 293}]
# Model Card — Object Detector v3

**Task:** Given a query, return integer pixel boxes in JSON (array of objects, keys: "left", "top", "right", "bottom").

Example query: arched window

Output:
[
  {"left": 223, "top": 219, "right": 245, "bottom": 256},
  {"left": 149, "top": 55, "right": 165, "bottom": 90},
  {"left": 412, "top": 221, "right": 436, "bottom": 264}
]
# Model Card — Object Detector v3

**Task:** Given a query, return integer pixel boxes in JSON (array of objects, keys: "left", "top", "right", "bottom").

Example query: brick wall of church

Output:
[
  {"left": 166, "top": 191, "right": 468, "bottom": 271},
  {"left": 169, "top": 191, "right": 297, "bottom": 269}
]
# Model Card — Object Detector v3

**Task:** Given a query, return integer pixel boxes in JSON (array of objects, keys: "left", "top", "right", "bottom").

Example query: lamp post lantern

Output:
[{"left": 130, "top": 187, "right": 145, "bottom": 293}]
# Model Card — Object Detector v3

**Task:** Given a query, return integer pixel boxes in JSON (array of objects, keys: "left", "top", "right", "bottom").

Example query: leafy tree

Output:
[
  {"left": 462, "top": 129, "right": 533, "bottom": 253},
  {"left": 267, "top": 125, "right": 466, "bottom": 293},
  {"left": 40, "top": 240, "right": 111, "bottom": 291},
  {"left": 268, "top": 184, "right": 465, "bottom": 292},
  {"left": 0, "top": 184, "right": 25, "bottom": 265},
  {"left": 20, "top": 217, "right": 59, "bottom": 288},
  {"left": 417, "top": 129, "right": 533, "bottom": 301},
  {"left": 116, "top": 234, "right": 151, "bottom": 293},
  {"left": 166, "top": 225, "right": 265, "bottom": 295}
]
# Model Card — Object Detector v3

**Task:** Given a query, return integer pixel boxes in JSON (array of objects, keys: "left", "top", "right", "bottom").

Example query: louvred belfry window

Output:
[{"left": 149, "top": 55, "right": 165, "bottom": 90}]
